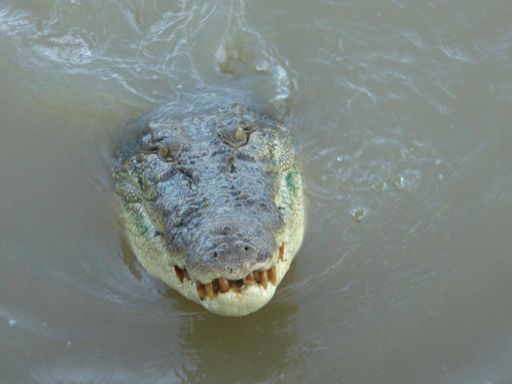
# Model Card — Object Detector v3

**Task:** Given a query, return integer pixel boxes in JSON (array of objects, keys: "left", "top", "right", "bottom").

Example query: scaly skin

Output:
[{"left": 113, "top": 103, "right": 304, "bottom": 316}]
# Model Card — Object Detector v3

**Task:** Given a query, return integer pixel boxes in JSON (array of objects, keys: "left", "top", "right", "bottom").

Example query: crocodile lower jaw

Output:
[{"left": 170, "top": 243, "right": 291, "bottom": 316}]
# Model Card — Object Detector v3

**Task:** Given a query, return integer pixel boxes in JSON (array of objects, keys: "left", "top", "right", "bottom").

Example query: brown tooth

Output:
[
  {"left": 279, "top": 243, "right": 285, "bottom": 260},
  {"left": 197, "top": 284, "right": 206, "bottom": 300},
  {"left": 268, "top": 266, "right": 277, "bottom": 285},
  {"left": 205, "top": 283, "right": 215, "bottom": 300},
  {"left": 174, "top": 266, "right": 185, "bottom": 283},
  {"left": 218, "top": 277, "right": 230, "bottom": 293},
  {"left": 183, "top": 269, "right": 189, "bottom": 280},
  {"left": 258, "top": 271, "right": 268, "bottom": 289},
  {"left": 244, "top": 272, "right": 255, "bottom": 284},
  {"left": 212, "top": 279, "right": 219, "bottom": 294}
]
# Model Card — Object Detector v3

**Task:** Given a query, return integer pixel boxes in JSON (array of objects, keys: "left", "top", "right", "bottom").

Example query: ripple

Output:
[
  {"left": 33, "top": 33, "right": 93, "bottom": 65},
  {"left": 0, "top": 7, "right": 35, "bottom": 37}
]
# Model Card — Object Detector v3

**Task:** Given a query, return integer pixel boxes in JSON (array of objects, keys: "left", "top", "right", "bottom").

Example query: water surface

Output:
[{"left": 1, "top": 1, "right": 512, "bottom": 383}]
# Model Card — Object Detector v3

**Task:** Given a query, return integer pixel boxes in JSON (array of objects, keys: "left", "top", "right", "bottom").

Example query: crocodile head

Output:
[{"left": 113, "top": 103, "right": 304, "bottom": 316}]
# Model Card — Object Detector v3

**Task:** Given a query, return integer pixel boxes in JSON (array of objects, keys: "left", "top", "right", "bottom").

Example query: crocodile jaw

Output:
[{"left": 121, "top": 193, "right": 304, "bottom": 317}]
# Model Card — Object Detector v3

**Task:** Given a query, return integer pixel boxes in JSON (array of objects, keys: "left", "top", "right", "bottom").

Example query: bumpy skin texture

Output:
[{"left": 113, "top": 103, "right": 304, "bottom": 316}]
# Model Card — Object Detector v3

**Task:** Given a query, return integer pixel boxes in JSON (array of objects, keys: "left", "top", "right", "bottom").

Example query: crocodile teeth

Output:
[
  {"left": 279, "top": 243, "right": 285, "bottom": 261},
  {"left": 212, "top": 279, "right": 220, "bottom": 294},
  {"left": 205, "top": 283, "right": 215, "bottom": 300},
  {"left": 174, "top": 266, "right": 185, "bottom": 283},
  {"left": 244, "top": 272, "right": 255, "bottom": 284},
  {"left": 258, "top": 271, "right": 268, "bottom": 289},
  {"left": 268, "top": 266, "right": 277, "bottom": 285},
  {"left": 218, "top": 277, "right": 230, "bottom": 292},
  {"left": 197, "top": 284, "right": 206, "bottom": 300},
  {"left": 176, "top": 262, "right": 278, "bottom": 300}
]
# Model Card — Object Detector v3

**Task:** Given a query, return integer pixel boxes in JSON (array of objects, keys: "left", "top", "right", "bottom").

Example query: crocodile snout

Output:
[{"left": 186, "top": 222, "right": 275, "bottom": 283}]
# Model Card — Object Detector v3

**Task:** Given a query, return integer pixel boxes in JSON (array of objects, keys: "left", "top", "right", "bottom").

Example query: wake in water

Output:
[
  {"left": 0, "top": 0, "right": 295, "bottom": 118},
  {"left": 214, "top": 1, "right": 295, "bottom": 117}
]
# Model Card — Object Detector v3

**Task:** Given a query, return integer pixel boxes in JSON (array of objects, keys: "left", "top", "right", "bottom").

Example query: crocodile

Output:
[{"left": 113, "top": 102, "right": 304, "bottom": 316}]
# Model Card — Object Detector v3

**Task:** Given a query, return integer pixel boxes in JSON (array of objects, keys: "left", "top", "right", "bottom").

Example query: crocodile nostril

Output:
[
  {"left": 243, "top": 245, "right": 251, "bottom": 252},
  {"left": 212, "top": 252, "right": 218, "bottom": 259},
  {"left": 221, "top": 226, "right": 233, "bottom": 235}
]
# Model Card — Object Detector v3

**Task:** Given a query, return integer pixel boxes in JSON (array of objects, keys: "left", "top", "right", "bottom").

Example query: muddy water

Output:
[{"left": 1, "top": 1, "right": 512, "bottom": 383}]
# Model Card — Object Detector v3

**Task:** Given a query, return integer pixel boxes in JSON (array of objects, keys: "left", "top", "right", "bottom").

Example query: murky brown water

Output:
[{"left": 2, "top": 1, "right": 512, "bottom": 383}]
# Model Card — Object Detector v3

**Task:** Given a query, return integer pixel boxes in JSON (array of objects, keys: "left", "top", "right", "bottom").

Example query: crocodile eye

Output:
[
  {"left": 158, "top": 144, "right": 170, "bottom": 158},
  {"left": 218, "top": 123, "right": 255, "bottom": 148},
  {"left": 157, "top": 142, "right": 184, "bottom": 161},
  {"left": 235, "top": 127, "right": 247, "bottom": 142}
]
